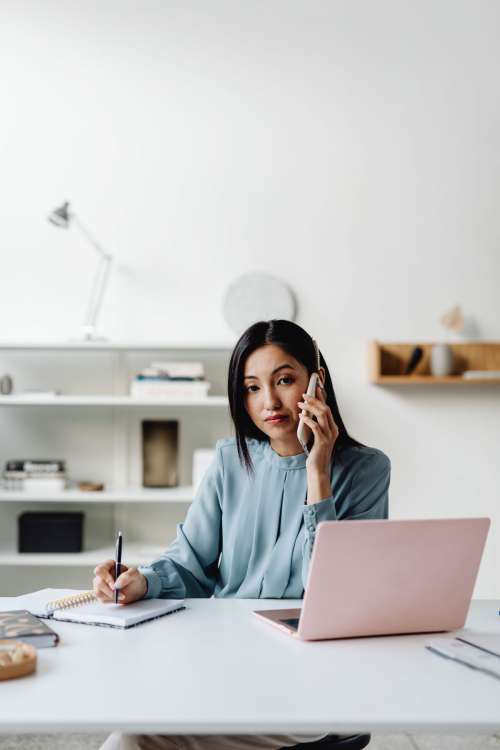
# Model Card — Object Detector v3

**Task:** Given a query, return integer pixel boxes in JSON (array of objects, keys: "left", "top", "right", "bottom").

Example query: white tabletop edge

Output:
[{"left": 1, "top": 598, "right": 499, "bottom": 734}]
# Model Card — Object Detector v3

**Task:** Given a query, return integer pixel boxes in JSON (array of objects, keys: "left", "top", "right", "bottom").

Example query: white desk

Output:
[{"left": 0, "top": 599, "right": 499, "bottom": 735}]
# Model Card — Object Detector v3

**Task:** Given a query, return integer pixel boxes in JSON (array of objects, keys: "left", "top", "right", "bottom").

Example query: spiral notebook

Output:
[{"left": 10, "top": 588, "right": 185, "bottom": 629}]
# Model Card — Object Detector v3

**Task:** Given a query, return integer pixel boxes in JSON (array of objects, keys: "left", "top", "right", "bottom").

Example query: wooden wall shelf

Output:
[{"left": 369, "top": 341, "right": 500, "bottom": 385}]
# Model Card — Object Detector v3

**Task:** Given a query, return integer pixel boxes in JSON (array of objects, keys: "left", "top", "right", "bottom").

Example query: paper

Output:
[
  {"left": 456, "top": 634, "right": 500, "bottom": 657},
  {"left": 52, "top": 597, "right": 184, "bottom": 628},
  {"left": 10, "top": 589, "right": 82, "bottom": 617},
  {"left": 427, "top": 637, "right": 500, "bottom": 679},
  {"left": 0, "top": 589, "right": 184, "bottom": 628}
]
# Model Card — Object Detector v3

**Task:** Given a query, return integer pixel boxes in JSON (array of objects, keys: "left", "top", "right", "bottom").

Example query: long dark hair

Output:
[{"left": 227, "top": 319, "right": 364, "bottom": 474}]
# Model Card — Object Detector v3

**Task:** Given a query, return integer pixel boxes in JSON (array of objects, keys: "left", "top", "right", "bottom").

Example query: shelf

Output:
[
  {"left": 0, "top": 544, "right": 166, "bottom": 567},
  {"left": 0, "top": 395, "right": 228, "bottom": 406},
  {"left": 369, "top": 341, "right": 500, "bottom": 385},
  {"left": 0, "top": 341, "right": 234, "bottom": 351},
  {"left": 374, "top": 376, "right": 500, "bottom": 385},
  {"left": 0, "top": 486, "right": 195, "bottom": 503}
]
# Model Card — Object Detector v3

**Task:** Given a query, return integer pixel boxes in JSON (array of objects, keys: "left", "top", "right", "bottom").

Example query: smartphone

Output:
[
  {"left": 297, "top": 371, "right": 319, "bottom": 456},
  {"left": 297, "top": 339, "right": 321, "bottom": 456}
]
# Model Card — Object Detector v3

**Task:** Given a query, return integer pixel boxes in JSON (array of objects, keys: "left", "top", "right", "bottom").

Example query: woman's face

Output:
[{"left": 243, "top": 344, "right": 312, "bottom": 452}]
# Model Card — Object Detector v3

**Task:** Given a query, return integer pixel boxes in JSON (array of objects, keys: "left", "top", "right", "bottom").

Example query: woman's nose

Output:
[{"left": 263, "top": 390, "right": 281, "bottom": 409}]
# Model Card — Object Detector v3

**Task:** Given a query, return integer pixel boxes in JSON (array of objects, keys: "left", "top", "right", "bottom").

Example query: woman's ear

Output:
[{"left": 318, "top": 367, "right": 326, "bottom": 386}]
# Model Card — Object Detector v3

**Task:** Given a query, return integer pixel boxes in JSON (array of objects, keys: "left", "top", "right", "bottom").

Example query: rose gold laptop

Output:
[{"left": 254, "top": 518, "right": 490, "bottom": 641}]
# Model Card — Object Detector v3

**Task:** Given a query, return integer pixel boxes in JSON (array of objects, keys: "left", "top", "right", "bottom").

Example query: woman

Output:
[{"left": 95, "top": 319, "right": 391, "bottom": 750}]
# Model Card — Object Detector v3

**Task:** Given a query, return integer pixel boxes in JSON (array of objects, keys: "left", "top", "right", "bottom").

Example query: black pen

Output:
[{"left": 114, "top": 531, "right": 123, "bottom": 604}]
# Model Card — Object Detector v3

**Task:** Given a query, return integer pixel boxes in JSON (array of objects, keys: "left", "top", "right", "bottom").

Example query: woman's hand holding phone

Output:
[{"left": 297, "top": 379, "right": 339, "bottom": 503}]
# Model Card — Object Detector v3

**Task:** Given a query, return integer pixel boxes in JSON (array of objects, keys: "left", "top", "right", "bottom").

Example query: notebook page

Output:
[
  {"left": 9, "top": 589, "right": 83, "bottom": 617},
  {"left": 52, "top": 598, "right": 184, "bottom": 627}
]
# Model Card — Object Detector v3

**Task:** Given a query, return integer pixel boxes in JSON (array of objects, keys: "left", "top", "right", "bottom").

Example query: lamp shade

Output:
[{"left": 48, "top": 201, "right": 71, "bottom": 228}]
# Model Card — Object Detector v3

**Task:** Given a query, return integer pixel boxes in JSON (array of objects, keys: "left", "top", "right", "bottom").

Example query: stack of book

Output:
[
  {"left": 3, "top": 460, "right": 67, "bottom": 493},
  {"left": 130, "top": 361, "right": 211, "bottom": 399}
]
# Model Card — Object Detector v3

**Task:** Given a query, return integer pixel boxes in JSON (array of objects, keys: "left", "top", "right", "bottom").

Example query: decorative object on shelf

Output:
[
  {"left": 440, "top": 304, "right": 464, "bottom": 337},
  {"left": 18, "top": 511, "right": 84, "bottom": 553},
  {"left": 131, "top": 361, "right": 211, "bottom": 398},
  {"left": 403, "top": 346, "right": 424, "bottom": 375},
  {"left": 429, "top": 304, "right": 462, "bottom": 376},
  {"left": 77, "top": 481, "right": 104, "bottom": 492},
  {"left": 192, "top": 449, "right": 216, "bottom": 493},
  {"left": 223, "top": 272, "right": 297, "bottom": 335},
  {"left": 430, "top": 343, "right": 455, "bottom": 377},
  {"left": 142, "top": 420, "right": 178, "bottom": 488},
  {"left": 48, "top": 201, "right": 114, "bottom": 342},
  {"left": 0, "top": 375, "right": 12, "bottom": 395},
  {"left": 3, "top": 460, "right": 66, "bottom": 492},
  {"left": 0, "top": 640, "right": 37, "bottom": 681}
]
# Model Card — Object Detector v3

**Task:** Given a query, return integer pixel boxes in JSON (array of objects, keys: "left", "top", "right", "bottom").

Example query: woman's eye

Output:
[{"left": 244, "top": 376, "right": 293, "bottom": 394}]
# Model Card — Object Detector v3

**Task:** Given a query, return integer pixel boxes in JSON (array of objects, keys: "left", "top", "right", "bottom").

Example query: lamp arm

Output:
[
  {"left": 72, "top": 216, "right": 113, "bottom": 262},
  {"left": 71, "top": 213, "right": 114, "bottom": 338},
  {"left": 84, "top": 254, "right": 113, "bottom": 332}
]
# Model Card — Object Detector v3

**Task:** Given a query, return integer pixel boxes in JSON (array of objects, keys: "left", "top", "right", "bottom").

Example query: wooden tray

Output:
[{"left": 0, "top": 640, "right": 37, "bottom": 681}]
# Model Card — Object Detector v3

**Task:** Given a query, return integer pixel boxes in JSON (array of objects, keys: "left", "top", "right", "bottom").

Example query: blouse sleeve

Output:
[
  {"left": 138, "top": 442, "right": 224, "bottom": 599},
  {"left": 301, "top": 450, "right": 391, "bottom": 588}
]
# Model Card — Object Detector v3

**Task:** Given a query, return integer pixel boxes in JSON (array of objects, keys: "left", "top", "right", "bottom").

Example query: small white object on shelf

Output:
[
  {"left": 192, "top": 450, "right": 216, "bottom": 493},
  {"left": 462, "top": 370, "right": 500, "bottom": 380}
]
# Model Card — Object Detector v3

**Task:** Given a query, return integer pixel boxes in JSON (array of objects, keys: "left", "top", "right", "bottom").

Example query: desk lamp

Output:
[{"left": 48, "top": 201, "right": 114, "bottom": 341}]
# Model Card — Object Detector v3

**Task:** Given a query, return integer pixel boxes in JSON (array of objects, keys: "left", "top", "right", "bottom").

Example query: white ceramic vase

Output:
[{"left": 430, "top": 343, "right": 454, "bottom": 377}]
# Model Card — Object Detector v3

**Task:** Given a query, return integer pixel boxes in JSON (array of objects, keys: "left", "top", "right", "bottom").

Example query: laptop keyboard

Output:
[{"left": 280, "top": 617, "right": 300, "bottom": 630}]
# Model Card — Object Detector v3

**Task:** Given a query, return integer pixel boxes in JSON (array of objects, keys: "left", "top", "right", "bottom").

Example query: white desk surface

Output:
[{"left": 0, "top": 598, "right": 499, "bottom": 735}]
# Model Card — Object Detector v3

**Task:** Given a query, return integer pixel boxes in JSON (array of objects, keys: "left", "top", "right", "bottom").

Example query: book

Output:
[
  {"left": 3, "top": 473, "right": 66, "bottom": 492},
  {"left": 6, "top": 460, "right": 66, "bottom": 473},
  {"left": 5, "top": 588, "right": 185, "bottom": 630},
  {"left": 0, "top": 609, "right": 59, "bottom": 647},
  {"left": 130, "top": 381, "right": 211, "bottom": 398},
  {"left": 150, "top": 362, "right": 205, "bottom": 378},
  {"left": 136, "top": 375, "right": 204, "bottom": 382}
]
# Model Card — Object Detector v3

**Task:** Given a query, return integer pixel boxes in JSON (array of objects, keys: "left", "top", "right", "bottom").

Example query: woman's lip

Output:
[{"left": 265, "top": 416, "right": 288, "bottom": 423}]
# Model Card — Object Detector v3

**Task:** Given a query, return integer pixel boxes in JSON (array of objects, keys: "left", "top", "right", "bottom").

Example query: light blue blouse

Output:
[{"left": 139, "top": 437, "right": 390, "bottom": 600}]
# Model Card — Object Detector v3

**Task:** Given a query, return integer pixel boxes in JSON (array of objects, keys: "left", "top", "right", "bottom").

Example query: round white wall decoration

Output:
[{"left": 223, "top": 272, "right": 297, "bottom": 335}]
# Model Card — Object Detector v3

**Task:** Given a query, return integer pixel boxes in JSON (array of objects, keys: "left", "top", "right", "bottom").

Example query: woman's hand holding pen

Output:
[
  {"left": 93, "top": 560, "right": 147, "bottom": 605},
  {"left": 297, "top": 380, "right": 339, "bottom": 504}
]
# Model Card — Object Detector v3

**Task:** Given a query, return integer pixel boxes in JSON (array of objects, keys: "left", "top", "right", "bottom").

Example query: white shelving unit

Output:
[
  {"left": 0, "top": 395, "right": 228, "bottom": 406},
  {"left": 0, "top": 341, "right": 233, "bottom": 593},
  {"left": 0, "top": 544, "right": 167, "bottom": 567},
  {"left": 0, "top": 486, "right": 195, "bottom": 503}
]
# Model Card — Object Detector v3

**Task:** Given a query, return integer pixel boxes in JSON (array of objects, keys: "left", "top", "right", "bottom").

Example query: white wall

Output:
[{"left": 0, "top": 1, "right": 499, "bottom": 596}]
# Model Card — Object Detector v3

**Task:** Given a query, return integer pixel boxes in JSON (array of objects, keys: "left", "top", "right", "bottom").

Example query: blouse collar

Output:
[{"left": 261, "top": 440, "right": 307, "bottom": 471}]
